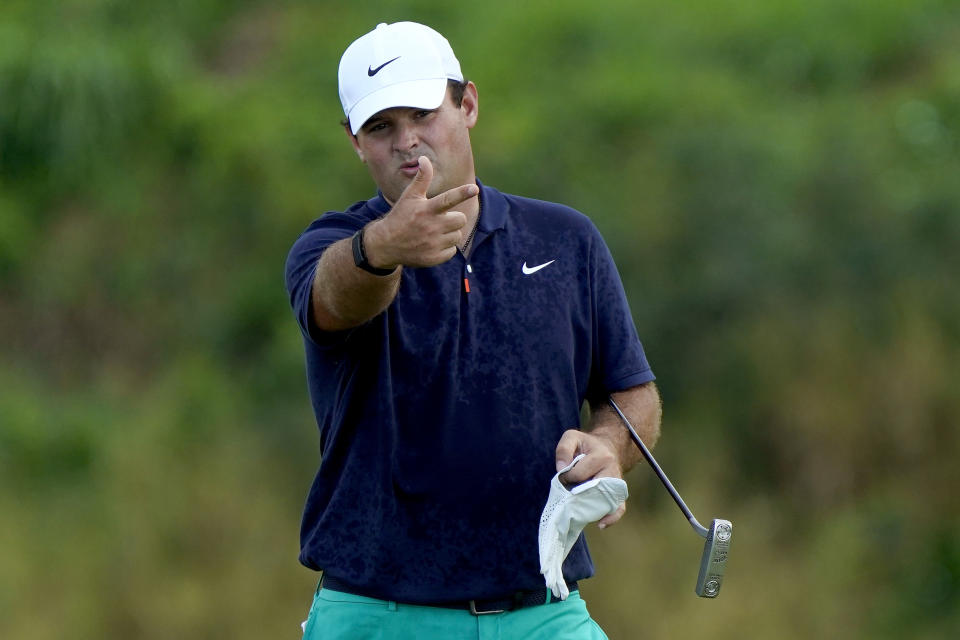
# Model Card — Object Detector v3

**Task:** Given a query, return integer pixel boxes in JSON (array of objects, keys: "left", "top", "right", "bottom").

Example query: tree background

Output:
[{"left": 1, "top": 0, "right": 958, "bottom": 638}]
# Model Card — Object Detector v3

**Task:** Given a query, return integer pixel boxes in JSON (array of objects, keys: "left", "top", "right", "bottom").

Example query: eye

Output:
[
  {"left": 365, "top": 121, "right": 389, "bottom": 134},
  {"left": 414, "top": 110, "right": 434, "bottom": 119}
]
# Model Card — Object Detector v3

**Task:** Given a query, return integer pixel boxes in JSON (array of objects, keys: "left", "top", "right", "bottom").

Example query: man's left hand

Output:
[{"left": 554, "top": 430, "right": 627, "bottom": 528}]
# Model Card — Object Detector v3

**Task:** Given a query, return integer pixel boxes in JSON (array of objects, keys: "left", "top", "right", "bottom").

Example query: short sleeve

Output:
[
  {"left": 585, "top": 228, "right": 655, "bottom": 404},
  {"left": 284, "top": 213, "right": 366, "bottom": 344}
]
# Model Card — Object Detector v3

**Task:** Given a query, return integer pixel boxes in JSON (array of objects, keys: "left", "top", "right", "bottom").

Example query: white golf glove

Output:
[{"left": 538, "top": 454, "right": 629, "bottom": 600}]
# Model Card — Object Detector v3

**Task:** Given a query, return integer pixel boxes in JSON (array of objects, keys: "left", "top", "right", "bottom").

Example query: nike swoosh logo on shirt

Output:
[
  {"left": 368, "top": 57, "right": 400, "bottom": 76},
  {"left": 522, "top": 260, "right": 556, "bottom": 275}
]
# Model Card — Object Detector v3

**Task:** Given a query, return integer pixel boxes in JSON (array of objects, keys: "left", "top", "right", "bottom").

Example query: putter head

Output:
[{"left": 695, "top": 519, "right": 732, "bottom": 598}]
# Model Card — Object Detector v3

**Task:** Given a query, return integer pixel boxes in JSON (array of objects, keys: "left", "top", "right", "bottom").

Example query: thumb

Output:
[{"left": 401, "top": 155, "right": 433, "bottom": 199}]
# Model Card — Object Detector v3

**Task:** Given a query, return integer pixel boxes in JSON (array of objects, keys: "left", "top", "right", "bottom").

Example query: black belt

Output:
[{"left": 322, "top": 576, "right": 577, "bottom": 616}]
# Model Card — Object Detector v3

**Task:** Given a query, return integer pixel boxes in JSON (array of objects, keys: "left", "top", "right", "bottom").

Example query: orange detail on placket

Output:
[{"left": 464, "top": 277, "right": 471, "bottom": 293}]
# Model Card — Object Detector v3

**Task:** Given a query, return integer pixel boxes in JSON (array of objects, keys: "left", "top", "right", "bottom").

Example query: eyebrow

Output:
[{"left": 362, "top": 106, "right": 439, "bottom": 131}]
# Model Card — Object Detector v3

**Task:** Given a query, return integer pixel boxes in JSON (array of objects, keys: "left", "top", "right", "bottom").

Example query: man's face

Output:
[{"left": 348, "top": 83, "right": 478, "bottom": 204}]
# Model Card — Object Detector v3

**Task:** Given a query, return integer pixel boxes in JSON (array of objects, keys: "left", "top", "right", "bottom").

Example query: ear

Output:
[
  {"left": 461, "top": 81, "right": 479, "bottom": 129},
  {"left": 344, "top": 124, "right": 365, "bottom": 162}
]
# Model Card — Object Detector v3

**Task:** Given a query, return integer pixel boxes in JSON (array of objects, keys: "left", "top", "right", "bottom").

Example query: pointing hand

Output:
[{"left": 363, "top": 156, "right": 479, "bottom": 269}]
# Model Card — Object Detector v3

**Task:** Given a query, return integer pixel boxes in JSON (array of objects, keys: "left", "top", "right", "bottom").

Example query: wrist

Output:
[
  {"left": 361, "top": 220, "right": 399, "bottom": 271},
  {"left": 352, "top": 222, "right": 398, "bottom": 276},
  {"left": 590, "top": 422, "right": 640, "bottom": 472}
]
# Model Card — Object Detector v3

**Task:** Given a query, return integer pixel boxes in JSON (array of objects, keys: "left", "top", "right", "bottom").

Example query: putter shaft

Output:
[
  {"left": 608, "top": 397, "right": 708, "bottom": 538},
  {"left": 608, "top": 396, "right": 732, "bottom": 598}
]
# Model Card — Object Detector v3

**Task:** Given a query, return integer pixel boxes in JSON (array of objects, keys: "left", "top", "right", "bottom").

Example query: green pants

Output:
[{"left": 301, "top": 586, "right": 610, "bottom": 640}]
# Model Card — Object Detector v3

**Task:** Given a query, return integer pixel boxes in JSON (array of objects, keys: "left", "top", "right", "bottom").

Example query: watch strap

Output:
[{"left": 352, "top": 228, "right": 396, "bottom": 276}]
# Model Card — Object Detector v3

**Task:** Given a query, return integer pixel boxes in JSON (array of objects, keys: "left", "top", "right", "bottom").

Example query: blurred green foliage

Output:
[{"left": 1, "top": 0, "right": 958, "bottom": 638}]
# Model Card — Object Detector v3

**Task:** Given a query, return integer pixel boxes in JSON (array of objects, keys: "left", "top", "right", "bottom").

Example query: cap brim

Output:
[{"left": 348, "top": 77, "right": 448, "bottom": 135}]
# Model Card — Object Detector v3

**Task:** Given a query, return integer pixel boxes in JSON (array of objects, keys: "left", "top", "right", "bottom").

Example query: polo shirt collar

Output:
[
  {"left": 476, "top": 179, "right": 508, "bottom": 233},
  {"left": 368, "top": 192, "right": 391, "bottom": 214}
]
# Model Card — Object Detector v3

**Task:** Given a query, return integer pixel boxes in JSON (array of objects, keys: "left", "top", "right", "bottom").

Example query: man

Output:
[{"left": 285, "top": 21, "right": 662, "bottom": 640}]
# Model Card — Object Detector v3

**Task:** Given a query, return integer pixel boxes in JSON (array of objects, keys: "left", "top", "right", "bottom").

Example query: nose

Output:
[{"left": 393, "top": 122, "right": 419, "bottom": 152}]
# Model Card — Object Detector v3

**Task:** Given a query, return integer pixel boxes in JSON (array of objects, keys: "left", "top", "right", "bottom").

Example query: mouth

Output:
[{"left": 399, "top": 160, "right": 421, "bottom": 177}]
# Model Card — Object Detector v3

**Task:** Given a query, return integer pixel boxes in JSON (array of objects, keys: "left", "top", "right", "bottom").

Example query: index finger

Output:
[
  {"left": 555, "top": 430, "right": 621, "bottom": 484},
  {"left": 561, "top": 454, "right": 609, "bottom": 486},
  {"left": 555, "top": 429, "right": 583, "bottom": 472},
  {"left": 428, "top": 183, "right": 479, "bottom": 213}
]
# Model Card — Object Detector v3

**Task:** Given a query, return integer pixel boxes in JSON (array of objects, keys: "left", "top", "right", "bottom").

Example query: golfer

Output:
[{"left": 285, "top": 21, "right": 662, "bottom": 640}]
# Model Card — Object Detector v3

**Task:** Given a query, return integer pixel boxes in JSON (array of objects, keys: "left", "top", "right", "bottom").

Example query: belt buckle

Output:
[{"left": 468, "top": 599, "right": 505, "bottom": 616}]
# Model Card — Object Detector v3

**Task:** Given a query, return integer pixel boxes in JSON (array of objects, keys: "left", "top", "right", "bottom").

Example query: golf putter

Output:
[{"left": 609, "top": 397, "right": 732, "bottom": 598}]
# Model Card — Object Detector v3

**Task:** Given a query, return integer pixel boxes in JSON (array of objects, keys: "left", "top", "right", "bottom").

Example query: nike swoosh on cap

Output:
[
  {"left": 522, "top": 260, "right": 556, "bottom": 275},
  {"left": 368, "top": 57, "right": 400, "bottom": 76}
]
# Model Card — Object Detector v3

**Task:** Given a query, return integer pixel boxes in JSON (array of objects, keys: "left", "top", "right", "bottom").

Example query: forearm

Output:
[
  {"left": 311, "top": 222, "right": 401, "bottom": 332},
  {"left": 587, "top": 382, "right": 662, "bottom": 474}
]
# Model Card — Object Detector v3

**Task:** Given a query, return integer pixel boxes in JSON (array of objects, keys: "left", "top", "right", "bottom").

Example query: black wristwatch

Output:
[{"left": 351, "top": 228, "right": 396, "bottom": 276}]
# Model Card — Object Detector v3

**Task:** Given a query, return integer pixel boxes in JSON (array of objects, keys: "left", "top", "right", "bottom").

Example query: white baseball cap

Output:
[{"left": 338, "top": 22, "right": 464, "bottom": 135}]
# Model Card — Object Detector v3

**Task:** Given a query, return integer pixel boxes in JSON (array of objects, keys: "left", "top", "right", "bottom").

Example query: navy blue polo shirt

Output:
[{"left": 285, "top": 181, "right": 654, "bottom": 604}]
